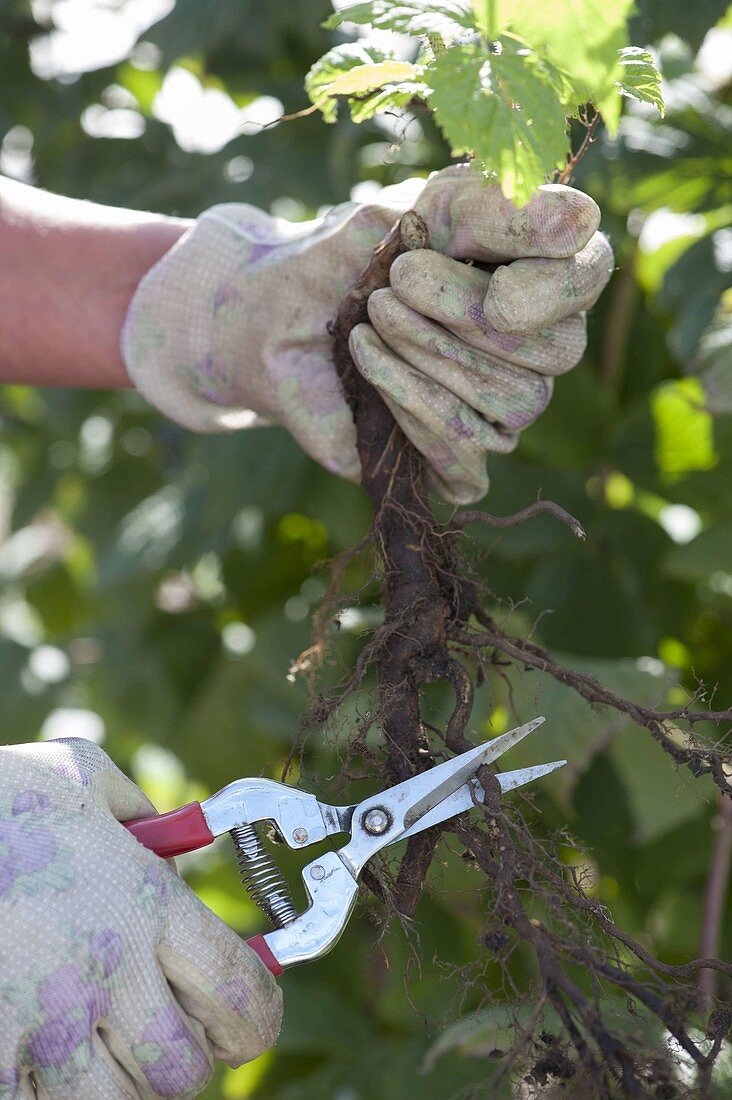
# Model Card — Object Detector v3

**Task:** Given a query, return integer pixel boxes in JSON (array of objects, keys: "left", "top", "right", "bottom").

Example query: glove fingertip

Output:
[
  {"left": 482, "top": 266, "right": 521, "bottom": 333},
  {"left": 160, "top": 886, "right": 284, "bottom": 1064},
  {"left": 218, "top": 945, "right": 284, "bottom": 1062},
  {"left": 349, "top": 323, "right": 391, "bottom": 379},
  {"left": 533, "top": 185, "right": 601, "bottom": 257}
]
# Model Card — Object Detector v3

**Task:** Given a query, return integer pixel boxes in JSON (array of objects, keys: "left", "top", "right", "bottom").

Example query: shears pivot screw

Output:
[{"left": 362, "top": 807, "right": 391, "bottom": 836}]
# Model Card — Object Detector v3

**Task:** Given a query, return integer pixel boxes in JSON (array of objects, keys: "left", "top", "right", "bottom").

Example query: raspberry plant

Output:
[
  {"left": 307, "top": 0, "right": 664, "bottom": 202},
  {"left": 291, "top": 4, "right": 732, "bottom": 1096}
]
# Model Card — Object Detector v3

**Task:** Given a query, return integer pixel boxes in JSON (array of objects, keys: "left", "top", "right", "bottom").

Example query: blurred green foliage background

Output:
[{"left": 0, "top": 1, "right": 731, "bottom": 1095}]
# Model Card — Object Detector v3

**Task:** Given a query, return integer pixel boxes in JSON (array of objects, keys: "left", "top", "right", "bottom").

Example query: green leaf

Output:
[
  {"left": 661, "top": 231, "right": 732, "bottom": 363},
  {"left": 703, "top": 357, "right": 732, "bottom": 416},
  {"left": 699, "top": 298, "right": 732, "bottom": 416},
  {"left": 636, "top": 230, "right": 707, "bottom": 298},
  {"left": 324, "top": 1, "right": 475, "bottom": 38},
  {"left": 306, "top": 43, "right": 421, "bottom": 122},
  {"left": 495, "top": 655, "right": 678, "bottom": 805},
  {"left": 523, "top": 543, "right": 660, "bottom": 658},
  {"left": 718, "top": 1, "right": 732, "bottom": 28},
  {"left": 425, "top": 31, "right": 449, "bottom": 56},
  {"left": 98, "top": 487, "right": 183, "bottom": 589},
  {"left": 430, "top": 40, "right": 570, "bottom": 205},
  {"left": 609, "top": 725, "right": 711, "bottom": 843},
  {"left": 652, "top": 378, "right": 717, "bottom": 479},
  {"left": 616, "top": 46, "right": 665, "bottom": 117},
  {"left": 423, "top": 1003, "right": 562, "bottom": 1070},
  {"left": 496, "top": 0, "right": 635, "bottom": 131}
]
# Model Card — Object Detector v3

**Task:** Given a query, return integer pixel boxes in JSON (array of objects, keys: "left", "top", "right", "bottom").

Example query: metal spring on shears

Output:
[{"left": 229, "top": 823, "right": 298, "bottom": 929}]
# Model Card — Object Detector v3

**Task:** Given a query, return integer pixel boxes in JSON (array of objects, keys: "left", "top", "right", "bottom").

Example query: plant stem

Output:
[
  {"left": 454, "top": 500, "right": 586, "bottom": 539},
  {"left": 330, "top": 211, "right": 465, "bottom": 783},
  {"left": 599, "top": 243, "right": 638, "bottom": 395},
  {"left": 557, "top": 109, "right": 601, "bottom": 184},
  {"left": 699, "top": 792, "right": 732, "bottom": 1006},
  {"left": 487, "top": 0, "right": 498, "bottom": 41}
]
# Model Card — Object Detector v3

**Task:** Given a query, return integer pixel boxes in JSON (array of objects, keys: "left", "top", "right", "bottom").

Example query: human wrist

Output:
[
  {"left": 54, "top": 214, "right": 191, "bottom": 391},
  {"left": 0, "top": 175, "right": 192, "bottom": 389}
]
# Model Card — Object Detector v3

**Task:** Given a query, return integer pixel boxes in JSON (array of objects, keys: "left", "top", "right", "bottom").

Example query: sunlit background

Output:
[{"left": 1, "top": 1, "right": 732, "bottom": 1096}]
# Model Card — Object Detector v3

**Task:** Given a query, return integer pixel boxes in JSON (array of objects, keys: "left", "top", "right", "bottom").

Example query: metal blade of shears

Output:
[
  {"left": 402, "top": 716, "right": 546, "bottom": 831},
  {"left": 398, "top": 758, "right": 566, "bottom": 842},
  {"left": 340, "top": 718, "right": 555, "bottom": 876},
  {"left": 259, "top": 722, "right": 565, "bottom": 972}
]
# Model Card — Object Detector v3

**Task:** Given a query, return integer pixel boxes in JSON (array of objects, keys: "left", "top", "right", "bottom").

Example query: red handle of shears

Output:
[
  {"left": 124, "top": 801, "right": 215, "bottom": 858},
  {"left": 123, "top": 803, "right": 284, "bottom": 977}
]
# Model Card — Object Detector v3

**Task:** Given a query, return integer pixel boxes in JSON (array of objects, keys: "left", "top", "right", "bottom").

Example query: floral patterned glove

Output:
[
  {"left": 122, "top": 165, "right": 612, "bottom": 503},
  {"left": 0, "top": 739, "right": 281, "bottom": 1099}
]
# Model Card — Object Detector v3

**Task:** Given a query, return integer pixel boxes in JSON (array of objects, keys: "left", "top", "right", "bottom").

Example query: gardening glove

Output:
[
  {"left": 0, "top": 739, "right": 281, "bottom": 1099},
  {"left": 122, "top": 163, "right": 613, "bottom": 503}
]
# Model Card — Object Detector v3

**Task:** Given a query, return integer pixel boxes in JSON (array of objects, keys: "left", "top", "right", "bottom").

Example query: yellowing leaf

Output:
[
  {"left": 327, "top": 60, "right": 418, "bottom": 96},
  {"left": 348, "top": 81, "right": 429, "bottom": 123},
  {"left": 306, "top": 42, "right": 416, "bottom": 122}
]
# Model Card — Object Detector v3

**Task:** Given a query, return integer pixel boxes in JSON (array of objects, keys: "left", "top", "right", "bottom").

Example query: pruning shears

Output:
[{"left": 123, "top": 717, "right": 564, "bottom": 976}]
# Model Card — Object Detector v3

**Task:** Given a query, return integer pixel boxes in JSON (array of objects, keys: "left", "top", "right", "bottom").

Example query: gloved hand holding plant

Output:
[{"left": 123, "top": 165, "right": 613, "bottom": 503}]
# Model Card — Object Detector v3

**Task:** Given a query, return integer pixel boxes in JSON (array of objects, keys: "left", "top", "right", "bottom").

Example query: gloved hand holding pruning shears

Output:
[
  {"left": 0, "top": 720, "right": 561, "bottom": 1097},
  {"left": 124, "top": 717, "right": 561, "bottom": 975}
]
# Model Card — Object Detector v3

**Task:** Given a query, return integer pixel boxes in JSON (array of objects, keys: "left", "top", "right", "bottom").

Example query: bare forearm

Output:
[{"left": 0, "top": 177, "right": 190, "bottom": 388}]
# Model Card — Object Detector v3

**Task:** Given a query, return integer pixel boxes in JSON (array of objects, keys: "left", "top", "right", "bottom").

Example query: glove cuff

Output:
[{"left": 120, "top": 203, "right": 301, "bottom": 433}]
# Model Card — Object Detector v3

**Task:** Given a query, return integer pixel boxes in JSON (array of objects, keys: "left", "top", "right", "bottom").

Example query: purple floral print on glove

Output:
[
  {"left": 0, "top": 816, "right": 58, "bottom": 898},
  {"left": 136, "top": 1005, "right": 211, "bottom": 1097},
  {"left": 0, "top": 740, "right": 281, "bottom": 1098}
]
